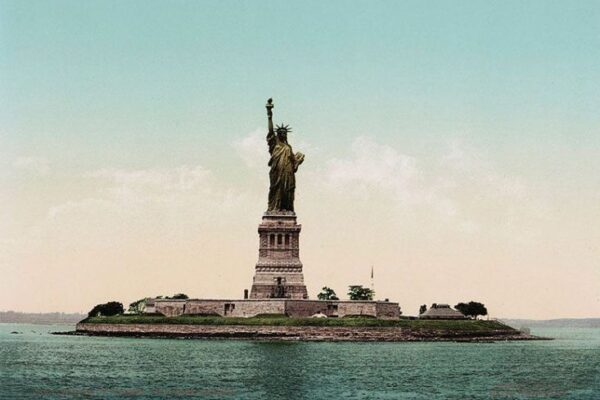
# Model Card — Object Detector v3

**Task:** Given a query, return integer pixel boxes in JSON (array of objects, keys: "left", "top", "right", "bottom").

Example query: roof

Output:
[{"left": 419, "top": 304, "right": 466, "bottom": 319}]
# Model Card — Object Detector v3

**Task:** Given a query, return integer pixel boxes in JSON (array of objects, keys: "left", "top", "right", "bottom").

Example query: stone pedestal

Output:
[{"left": 250, "top": 211, "right": 308, "bottom": 299}]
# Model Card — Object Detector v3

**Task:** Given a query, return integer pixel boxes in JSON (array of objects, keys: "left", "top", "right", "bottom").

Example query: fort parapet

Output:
[{"left": 147, "top": 298, "right": 401, "bottom": 319}]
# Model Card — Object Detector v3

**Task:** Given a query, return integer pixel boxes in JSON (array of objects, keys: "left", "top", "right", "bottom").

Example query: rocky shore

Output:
[{"left": 66, "top": 322, "right": 546, "bottom": 342}]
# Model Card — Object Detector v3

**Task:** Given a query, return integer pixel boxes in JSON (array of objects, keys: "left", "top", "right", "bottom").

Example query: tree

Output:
[
  {"left": 161, "top": 293, "right": 189, "bottom": 299},
  {"left": 88, "top": 302, "right": 124, "bottom": 317},
  {"left": 454, "top": 302, "right": 471, "bottom": 317},
  {"left": 347, "top": 285, "right": 374, "bottom": 301},
  {"left": 128, "top": 298, "right": 148, "bottom": 314},
  {"left": 419, "top": 304, "right": 427, "bottom": 315},
  {"left": 317, "top": 287, "right": 339, "bottom": 300},
  {"left": 454, "top": 301, "right": 488, "bottom": 319}
]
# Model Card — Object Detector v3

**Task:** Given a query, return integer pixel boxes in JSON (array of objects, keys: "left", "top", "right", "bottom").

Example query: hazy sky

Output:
[{"left": 1, "top": 1, "right": 599, "bottom": 318}]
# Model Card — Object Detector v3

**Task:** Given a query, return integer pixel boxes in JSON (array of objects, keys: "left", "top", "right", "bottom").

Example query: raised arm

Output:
[
  {"left": 266, "top": 98, "right": 277, "bottom": 155},
  {"left": 266, "top": 98, "right": 275, "bottom": 136}
]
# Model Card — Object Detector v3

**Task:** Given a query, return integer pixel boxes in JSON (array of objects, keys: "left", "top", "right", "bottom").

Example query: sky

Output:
[{"left": 1, "top": 1, "right": 599, "bottom": 318}]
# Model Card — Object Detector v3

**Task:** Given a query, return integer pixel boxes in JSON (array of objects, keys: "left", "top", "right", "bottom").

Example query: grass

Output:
[{"left": 81, "top": 315, "right": 514, "bottom": 332}]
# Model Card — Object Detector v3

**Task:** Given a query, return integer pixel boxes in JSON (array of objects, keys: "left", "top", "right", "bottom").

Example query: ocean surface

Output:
[{"left": 1, "top": 324, "right": 599, "bottom": 399}]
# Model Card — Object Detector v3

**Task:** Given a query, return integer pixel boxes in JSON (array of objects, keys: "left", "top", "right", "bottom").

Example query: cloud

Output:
[
  {"left": 84, "top": 165, "right": 213, "bottom": 197},
  {"left": 45, "top": 164, "right": 248, "bottom": 244},
  {"left": 232, "top": 128, "right": 268, "bottom": 168},
  {"left": 323, "top": 136, "right": 537, "bottom": 232},
  {"left": 327, "top": 136, "right": 419, "bottom": 191},
  {"left": 325, "top": 136, "right": 426, "bottom": 206},
  {"left": 0, "top": 163, "right": 255, "bottom": 312},
  {"left": 13, "top": 157, "right": 49, "bottom": 175}
]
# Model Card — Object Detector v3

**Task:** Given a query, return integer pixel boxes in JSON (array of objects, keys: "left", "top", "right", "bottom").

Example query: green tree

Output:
[
  {"left": 454, "top": 301, "right": 488, "bottom": 319},
  {"left": 317, "top": 287, "right": 339, "bottom": 300},
  {"left": 128, "top": 298, "right": 148, "bottom": 314},
  {"left": 88, "top": 301, "right": 124, "bottom": 317},
  {"left": 347, "top": 285, "right": 374, "bottom": 301},
  {"left": 419, "top": 304, "right": 427, "bottom": 315}
]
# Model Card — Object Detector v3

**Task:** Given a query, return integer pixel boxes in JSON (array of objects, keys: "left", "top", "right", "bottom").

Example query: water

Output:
[{"left": 1, "top": 324, "right": 599, "bottom": 399}]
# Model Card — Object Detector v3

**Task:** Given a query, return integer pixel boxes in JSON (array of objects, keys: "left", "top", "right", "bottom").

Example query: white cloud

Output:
[
  {"left": 326, "top": 136, "right": 420, "bottom": 202},
  {"left": 13, "top": 157, "right": 49, "bottom": 175},
  {"left": 84, "top": 165, "right": 213, "bottom": 196},
  {"left": 324, "top": 136, "right": 537, "bottom": 231},
  {"left": 232, "top": 128, "right": 268, "bottom": 168},
  {"left": 45, "top": 164, "right": 248, "bottom": 242}
]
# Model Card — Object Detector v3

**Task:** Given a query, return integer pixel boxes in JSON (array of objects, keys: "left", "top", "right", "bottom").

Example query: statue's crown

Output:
[{"left": 276, "top": 124, "right": 292, "bottom": 134}]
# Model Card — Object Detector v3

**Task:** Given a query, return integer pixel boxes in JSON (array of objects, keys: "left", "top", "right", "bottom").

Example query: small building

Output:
[
  {"left": 145, "top": 298, "right": 156, "bottom": 314},
  {"left": 419, "top": 304, "right": 466, "bottom": 320}
]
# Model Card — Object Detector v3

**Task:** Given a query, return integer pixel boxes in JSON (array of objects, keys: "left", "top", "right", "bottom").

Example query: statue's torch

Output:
[{"left": 266, "top": 98, "right": 274, "bottom": 117}]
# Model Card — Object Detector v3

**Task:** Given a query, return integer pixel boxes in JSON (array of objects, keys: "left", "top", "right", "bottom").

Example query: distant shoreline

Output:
[
  {"left": 500, "top": 318, "right": 600, "bottom": 328},
  {"left": 0, "top": 311, "right": 86, "bottom": 325}
]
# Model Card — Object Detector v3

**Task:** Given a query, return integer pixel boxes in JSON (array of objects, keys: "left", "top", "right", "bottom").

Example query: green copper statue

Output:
[{"left": 265, "top": 98, "right": 304, "bottom": 212}]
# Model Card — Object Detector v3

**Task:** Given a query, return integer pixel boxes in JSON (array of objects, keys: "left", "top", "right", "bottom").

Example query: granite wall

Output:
[
  {"left": 75, "top": 322, "right": 526, "bottom": 342},
  {"left": 153, "top": 299, "right": 401, "bottom": 319}
]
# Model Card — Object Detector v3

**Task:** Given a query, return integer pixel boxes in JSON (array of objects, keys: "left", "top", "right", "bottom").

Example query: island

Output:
[
  {"left": 72, "top": 314, "right": 541, "bottom": 342},
  {"left": 72, "top": 99, "right": 546, "bottom": 342}
]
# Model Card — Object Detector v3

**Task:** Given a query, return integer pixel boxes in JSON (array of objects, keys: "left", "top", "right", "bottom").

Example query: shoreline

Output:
[{"left": 63, "top": 322, "right": 549, "bottom": 342}]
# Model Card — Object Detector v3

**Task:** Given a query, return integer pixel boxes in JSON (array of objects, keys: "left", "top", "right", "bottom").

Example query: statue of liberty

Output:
[{"left": 265, "top": 98, "right": 304, "bottom": 212}]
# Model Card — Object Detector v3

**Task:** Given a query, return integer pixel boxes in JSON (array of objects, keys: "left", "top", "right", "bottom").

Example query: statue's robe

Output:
[{"left": 267, "top": 134, "right": 297, "bottom": 212}]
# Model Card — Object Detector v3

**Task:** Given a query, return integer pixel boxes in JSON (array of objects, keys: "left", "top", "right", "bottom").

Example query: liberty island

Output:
[{"left": 74, "top": 99, "right": 537, "bottom": 341}]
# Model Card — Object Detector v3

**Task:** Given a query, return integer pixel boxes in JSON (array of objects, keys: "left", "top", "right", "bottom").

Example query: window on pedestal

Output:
[
  {"left": 269, "top": 234, "right": 275, "bottom": 246},
  {"left": 285, "top": 234, "right": 290, "bottom": 247},
  {"left": 277, "top": 234, "right": 282, "bottom": 246}
]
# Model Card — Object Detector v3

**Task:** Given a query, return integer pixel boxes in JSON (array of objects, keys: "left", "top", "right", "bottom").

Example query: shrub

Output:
[
  {"left": 88, "top": 301, "right": 124, "bottom": 317},
  {"left": 317, "top": 287, "right": 339, "bottom": 300}
]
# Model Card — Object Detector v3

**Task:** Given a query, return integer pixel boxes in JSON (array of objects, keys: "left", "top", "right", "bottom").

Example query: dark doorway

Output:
[
  {"left": 273, "top": 277, "right": 285, "bottom": 298},
  {"left": 224, "top": 303, "right": 235, "bottom": 316}
]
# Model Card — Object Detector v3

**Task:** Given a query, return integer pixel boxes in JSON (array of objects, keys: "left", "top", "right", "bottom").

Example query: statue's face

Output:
[{"left": 277, "top": 131, "right": 288, "bottom": 143}]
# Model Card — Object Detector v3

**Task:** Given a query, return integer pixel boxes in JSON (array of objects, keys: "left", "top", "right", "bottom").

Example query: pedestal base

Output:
[{"left": 249, "top": 211, "right": 308, "bottom": 299}]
